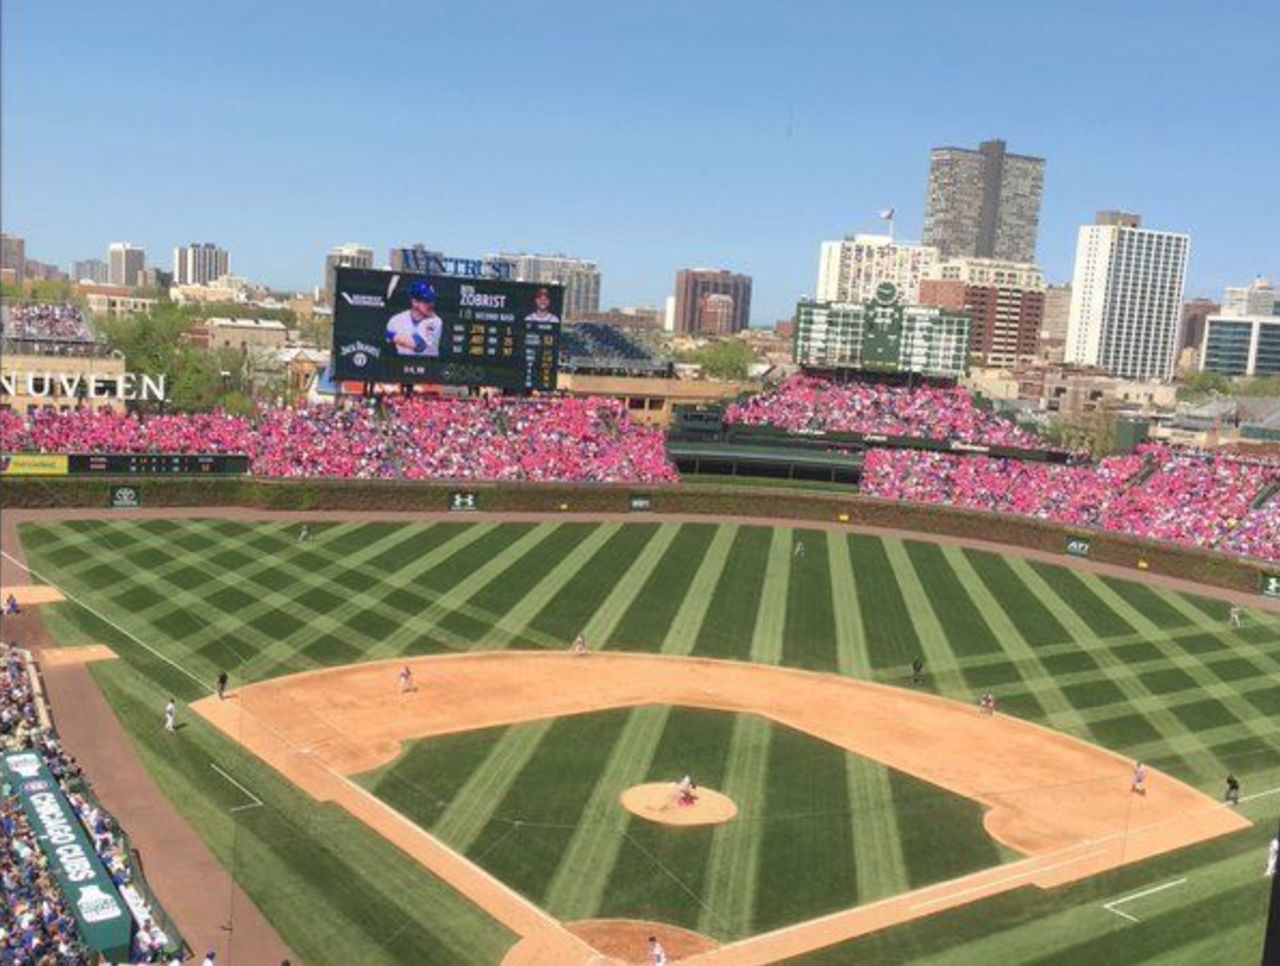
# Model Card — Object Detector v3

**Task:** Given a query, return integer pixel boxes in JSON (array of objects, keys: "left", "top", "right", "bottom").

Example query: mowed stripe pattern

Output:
[{"left": 20, "top": 520, "right": 1280, "bottom": 946}]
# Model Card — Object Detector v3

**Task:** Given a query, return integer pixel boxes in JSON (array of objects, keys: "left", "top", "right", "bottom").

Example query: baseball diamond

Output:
[{"left": 2, "top": 506, "right": 1279, "bottom": 965}]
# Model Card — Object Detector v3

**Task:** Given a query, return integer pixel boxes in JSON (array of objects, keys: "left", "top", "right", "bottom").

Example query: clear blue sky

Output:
[{"left": 3, "top": 0, "right": 1276, "bottom": 325}]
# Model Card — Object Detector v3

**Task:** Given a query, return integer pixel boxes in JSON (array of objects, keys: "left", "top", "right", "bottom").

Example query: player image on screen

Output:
[
  {"left": 386, "top": 281, "right": 444, "bottom": 356},
  {"left": 524, "top": 286, "right": 560, "bottom": 325}
]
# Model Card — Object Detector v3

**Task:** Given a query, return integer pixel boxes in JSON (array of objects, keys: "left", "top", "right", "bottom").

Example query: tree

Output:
[
  {"left": 1238, "top": 375, "right": 1280, "bottom": 397},
  {"left": 675, "top": 339, "right": 758, "bottom": 380},
  {"left": 1176, "top": 371, "right": 1231, "bottom": 400}
]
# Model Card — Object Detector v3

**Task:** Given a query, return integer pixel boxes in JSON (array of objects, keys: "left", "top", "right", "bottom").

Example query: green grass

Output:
[
  {"left": 18, "top": 517, "right": 1280, "bottom": 965},
  {"left": 361, "top": 709, "right": 996, "bottom": 940}
]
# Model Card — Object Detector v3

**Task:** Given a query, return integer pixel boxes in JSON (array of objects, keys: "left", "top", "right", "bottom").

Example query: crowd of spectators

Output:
[
  {"left": 1, "top": 641, "right": 178, "bottom": 964},
  {"left": 725, "top": 375, "right": 1044, "bottom": 449},
  {"left": 861, "top": 446, "right": 1280, "bottom": 563},
  {"left": 0, "top": 395, "right": 679, "bottom": 484},
  {"left": 561, "top": 324, "right": 660, "bottom": 364},
  {"left": 2, "top": 304, "right": 96, "bottom": 344}
]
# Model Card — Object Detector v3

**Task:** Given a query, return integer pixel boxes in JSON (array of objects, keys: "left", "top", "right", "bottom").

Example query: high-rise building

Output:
[
  {"left": 673, "top": 269, "right": 752, "bottom": 334},
  {"left": 107, "top": 243, "right": 146, "bottom": 287},
  {"left": 1220, "top": 277, "right": 1279, "bottom": 318},
  {"left": 139, "top": 267, "right": 174, "bottom": 290},
  {"left": 816, "top": 235, "right": 938, "bottom": 305},
  {"left": 1065, "top": 212, "right": 1190, "bottom": 381},
  {"left": 72, "top": 258, "right": 110, "bottom": 284},
  {"left": 174, "top": 243, "right": 229, "bottom": 286},
  {"left": 1, "top": 233, "right": 26, "bottom": 285},
  {"left": 1200, "top": 314, "right": 1280, "bottom": 378},
  {"left": 323, "top": 243, "right": 374, "bottom": 300},
  {"left": 1038, "top": 284, "right": 1072, "bottom": 362},
  {"left": 490, "top": 253, "right": 602, "bottom": 320},
  {"left": 22, "top": 260, "right": 68, "bottom": 282},
  {"left": 919, "top": 273, "right": 1044, "bottom": 368},
  {"left": 923, "top": 139, "right": 1045, "bottom": 262},
  {"left": 1180, "top": 298, "right": 1221, "bottom": 358}
]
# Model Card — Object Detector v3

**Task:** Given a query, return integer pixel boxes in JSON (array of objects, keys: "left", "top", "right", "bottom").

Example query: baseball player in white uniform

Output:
[
  {"left": 648, "top": 936, "right": 667, "bottom": 966},
  {"left": 386, "top": 281, "right": 443, "bottom": 356}
]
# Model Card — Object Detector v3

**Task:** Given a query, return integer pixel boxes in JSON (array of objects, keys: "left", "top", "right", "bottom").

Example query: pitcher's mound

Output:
[
  {"left": 621, "top": 782, "right": 737, "bottom": 826},
  {"left": 502, "top": 920, "right": 718, "bottom": 965}
]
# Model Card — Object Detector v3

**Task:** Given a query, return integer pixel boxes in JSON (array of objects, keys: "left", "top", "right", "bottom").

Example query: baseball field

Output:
[{"left": 11, "top": 513, "right": 1280, "bottom": 964}]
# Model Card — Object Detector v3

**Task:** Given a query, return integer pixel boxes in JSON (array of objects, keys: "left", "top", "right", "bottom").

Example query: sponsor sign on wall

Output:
[
  {"left": 0, "top": 453, "right": 69, "bottom": 476},
  {"left": 110, "top": 485, "right": 141, "bottom": 509},
  {"left": 1262, "top": 573, "right": 1280, "bottom": 600},
  {"left": 1065, "top": 536, "right": 1091, "bottom": 558},
  {"left": 449, "top": 491, "right": 479, "bottom": 512},
  {"left": 629, "top": 494, "right": 653, "bottom": 511}
]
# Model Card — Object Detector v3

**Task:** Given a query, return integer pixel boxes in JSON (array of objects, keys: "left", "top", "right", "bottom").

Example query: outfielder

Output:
[{"left": 386, "top": 281, "right": 443, "bottom": 357}]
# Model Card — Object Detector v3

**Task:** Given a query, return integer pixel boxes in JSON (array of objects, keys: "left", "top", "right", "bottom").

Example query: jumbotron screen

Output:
[{"left": 332, "top": 267, "right": 562, "bottom": 390}]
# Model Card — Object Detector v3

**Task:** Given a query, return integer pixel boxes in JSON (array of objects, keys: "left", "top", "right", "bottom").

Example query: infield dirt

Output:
[{"left": 194, "top": 650, "right": 1250, "bottom": 964}]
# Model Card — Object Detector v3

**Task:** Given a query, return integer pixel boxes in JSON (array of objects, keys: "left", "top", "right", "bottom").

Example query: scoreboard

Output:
[
  {"left": 332, "top": 267, "right": 562, "bottom": 391},
  {"left": 68, "top": 454, "right": 250, "bottom": 475}
]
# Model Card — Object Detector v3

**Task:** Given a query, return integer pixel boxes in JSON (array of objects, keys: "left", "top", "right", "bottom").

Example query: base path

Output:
[
  {"left": 505, "top": 920, "right": 719, "bottom": 965},
  {"left": 194, "top": 651, "right": 1248, "bottom": 964},
  {"left": 0, "top": 584, "right": 66, "bottom": 605}
]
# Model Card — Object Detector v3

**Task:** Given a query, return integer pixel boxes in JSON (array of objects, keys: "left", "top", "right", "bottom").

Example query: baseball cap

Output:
[{"left": 409, "top": 281, "right": 437, "bottom": 303}]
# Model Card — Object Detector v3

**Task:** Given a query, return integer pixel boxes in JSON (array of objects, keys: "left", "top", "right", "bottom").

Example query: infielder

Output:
[
  {"left": 648, "top": 936, "right": 668, "bottom": 966},
  {"left": 398, "top": 666, "right": 416, "bottom": 693},
  {"left": 387, "top": 281, "right": 443, "bottom": 356},
  {"left": 571, "top": 634, "right": 588, "bottom": 656},
  {"left": 1131, "top": 761, "right": 1147, "bottom": 795},
  {"left": 164, "top": 699, "right": 176, "bottom": 733}
]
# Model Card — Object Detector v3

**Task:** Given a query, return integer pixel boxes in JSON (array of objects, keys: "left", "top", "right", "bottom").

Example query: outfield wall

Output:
[{"left": 0, "top": 476, "right": 1269, "bottom": 596}]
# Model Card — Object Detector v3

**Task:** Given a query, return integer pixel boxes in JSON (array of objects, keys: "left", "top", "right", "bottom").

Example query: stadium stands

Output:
[
  {"left": 1, "top": 396, "right": 679, "bottom": 485},
  {"left": 861, "top": 446, "right": 1280, "bottom": 563},
  {"left": 1, "top": 641, "right": 182, "bottom": 963},
  {"left": 725, "top": 375, "right": 1043, "bottom": 449},
  {"left": 2, "top": 303, "right": 96, "bottom": 344},
  {"left": 559, "top": 324, "right": 671, "bottom": 376}
]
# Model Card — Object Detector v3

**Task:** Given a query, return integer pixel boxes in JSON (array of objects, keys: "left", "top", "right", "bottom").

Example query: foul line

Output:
[
  {"left": 210, "top": 763, "right": 263, "bottom": 812},
  {"left": 909, "top": 849, "right": 1110, "bottom": 911},
  {"left": 1102, "top": 877, "right": 1186, "bottom": 923},
  {"left": 0, "top": 550, "right": 210, "bottom": 693}
]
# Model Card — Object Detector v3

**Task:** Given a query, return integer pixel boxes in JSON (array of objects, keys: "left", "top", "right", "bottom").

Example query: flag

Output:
[{"left": 878, "top": 207, "right": 895, "bottom": 221}]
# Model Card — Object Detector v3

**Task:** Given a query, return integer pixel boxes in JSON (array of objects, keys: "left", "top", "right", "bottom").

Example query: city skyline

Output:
[{"left": 2, "top": 1, "right": 1277, "bottom": 325}]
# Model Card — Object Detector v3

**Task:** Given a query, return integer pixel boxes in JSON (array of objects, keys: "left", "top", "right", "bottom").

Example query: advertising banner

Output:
[
  {"left": 629, "top": 494, "right": 653, "bottom": 511},
  {"left": 1, "top": 453, "right": 69, "bottom": 476},
  {"left": 1065, "top": 536, "right": 1091, "bottom": 558},
  {"left": 449, "top": 492, "right": 479, "bottom": 512},
  {"left": 110, "top": 485, "right": 141, "bottom": 508},
  {"left": 1, "top": 752, "right": 133, "bottom": 961},
  {"left": 1262, "top": 573, "right": 1280, "bottom": 600},
  {"left": 332, "top": 267, "right": 562, "bottom": 390}
]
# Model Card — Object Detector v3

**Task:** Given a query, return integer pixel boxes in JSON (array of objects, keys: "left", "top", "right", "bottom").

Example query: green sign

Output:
[
  {"left": 1065, "top": 537, "right": 1091, "bottom": 558},
  {"left": 629, "top": 494, "right": 652, "bottom": 511},
  {"left": 2, "top": 752, "right": 133, "bottom": 961},
  {"left": 449, "top": 491, "right": 478, "bottom": 512},
  {"left": 1262, "top": 573, "right": 1280, "bottom": 600},
  {"left": 109, "top": 485, "right": 141, "bottom": 509}
]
